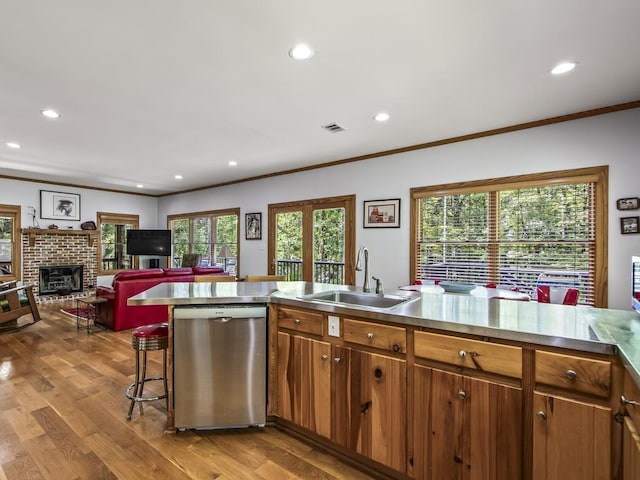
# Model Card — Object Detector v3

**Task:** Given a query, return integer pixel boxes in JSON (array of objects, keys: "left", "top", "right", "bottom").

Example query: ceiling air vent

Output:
[{"left": 321, "top": 122, "right": 346, "bottom": 133}]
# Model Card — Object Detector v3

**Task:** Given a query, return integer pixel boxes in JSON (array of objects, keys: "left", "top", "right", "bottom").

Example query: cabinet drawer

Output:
[
  {"left": 623, "top": 371, "right": 640, "bottom": 427},
  {"left": 535, "top": 350, "right": 611, "bottom": 398},
  {"left": 414, "top": 331, "right": 522, "bottom": 379},
  {"left": 277, "top": 307, "right": 324, "bottom": 336},
  {"left": 343, "top": 318, "right": 406, "bottom": 353}
]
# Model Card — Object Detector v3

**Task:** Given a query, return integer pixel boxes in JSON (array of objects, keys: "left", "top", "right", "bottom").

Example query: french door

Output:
[{"left": 268, "top": 195, "right": 355, "bottom": 285}]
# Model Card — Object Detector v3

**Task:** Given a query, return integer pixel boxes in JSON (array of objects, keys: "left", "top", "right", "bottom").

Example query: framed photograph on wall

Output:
[
  {"left": 363, "top": 199, "right": 400, "bottom": 228},
  {"left": 40, "top": 190, "right": 81, "bottom": 221},
  {"left": 621, "top": 216, "right": 640, "bottom": 234},
  {"left": 616, "top": 197, "right": 639, "bottom": 210},
  {"left": 245, "top": 212, "right": 262, "bottom": 240}
]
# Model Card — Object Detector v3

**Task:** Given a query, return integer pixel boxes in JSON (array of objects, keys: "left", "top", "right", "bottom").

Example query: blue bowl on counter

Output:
[{"left": 439, "top": 281, "right": 477, "bottom": 293}]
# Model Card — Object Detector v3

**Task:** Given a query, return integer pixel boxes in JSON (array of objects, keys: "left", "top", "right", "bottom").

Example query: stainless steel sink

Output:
[{"left": 300, "top": 290, "right": 416, "bottom": 309}]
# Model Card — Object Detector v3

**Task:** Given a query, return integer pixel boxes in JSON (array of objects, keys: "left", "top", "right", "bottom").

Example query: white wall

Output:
[
  {"left": 3, "top": 109, "right": 638, "bottom": 309},
  {"left": 158, "top": 108, "right": 640, "bottom": 310}
]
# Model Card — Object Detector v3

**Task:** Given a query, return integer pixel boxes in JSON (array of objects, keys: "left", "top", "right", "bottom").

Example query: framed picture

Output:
[
  {"left": 40, "top": 190, "right": 81, "bottom": 221},
  {"left": 621, "top": 216, "right": 640, "bottom": 234},
  {"left": 616, "top": 197, "right": 639, "bottom": 210},
  {"left": 245, "top": 212, "right": 262, "bottom": 240},
  {"left": 363, "top": 199, "right": 400, "bottom": 228}
]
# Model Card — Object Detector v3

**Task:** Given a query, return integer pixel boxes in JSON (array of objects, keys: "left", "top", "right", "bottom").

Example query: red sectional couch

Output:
[{"left": 96, "top": 267, "right": 226, "bottom": 331}]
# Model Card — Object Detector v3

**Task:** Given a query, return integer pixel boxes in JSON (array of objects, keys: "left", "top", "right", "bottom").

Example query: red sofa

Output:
[{"left": 96, "top": 267, "right": 226, "bottom": 331}]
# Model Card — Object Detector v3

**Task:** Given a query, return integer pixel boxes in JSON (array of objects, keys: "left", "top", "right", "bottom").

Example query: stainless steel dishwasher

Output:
[{"left": 173, "top": 304, "right": 267, "bottom": 430}]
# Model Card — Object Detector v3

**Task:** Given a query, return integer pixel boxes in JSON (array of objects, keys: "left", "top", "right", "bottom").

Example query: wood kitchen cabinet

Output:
[
  {"left": 532, "top": 392, "right": 611, "bottom": 479},
  {"left": 277, "top": 332, "right": 331, "bottom": 438},
  {"left": 334, "top": 344, "right": 407, "bottom": 473},
  {"left": 622, "top": 370, "right": 640, "bottom": 479},
  {"left": 412, "top": 332, "right": 523, "bottom": 480},
  {"left": 533, "top": 349, "right": 614, "bottom": 480}
]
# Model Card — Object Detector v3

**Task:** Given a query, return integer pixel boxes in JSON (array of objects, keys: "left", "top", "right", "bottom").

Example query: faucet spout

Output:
[{"left": 356, "top": 246, "right": 371, "bottom": 293}]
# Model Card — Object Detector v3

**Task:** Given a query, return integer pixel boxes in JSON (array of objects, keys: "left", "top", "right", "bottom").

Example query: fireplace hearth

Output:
[{"left": 39, "top": 265, "right": 84, "bottom": 295}]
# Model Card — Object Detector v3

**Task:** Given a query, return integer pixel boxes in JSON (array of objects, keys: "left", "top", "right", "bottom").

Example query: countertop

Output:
[{"left": 128, "top": 281, "right": 640, "bottom": 385}]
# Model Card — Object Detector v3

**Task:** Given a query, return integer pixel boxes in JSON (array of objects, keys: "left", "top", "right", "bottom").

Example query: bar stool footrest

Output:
[{"left": 125, "top": 377, "right": 168, "bottom": 402}]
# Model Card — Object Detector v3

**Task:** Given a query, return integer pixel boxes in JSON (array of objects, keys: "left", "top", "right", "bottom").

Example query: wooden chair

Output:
[
  {"left": 194, "top": 275, "right": 236, "bottom": 282},
  {"left": 0, "top": 281, "right": 41, "bottom": 328},
  {"left": 245, "top": 275, "right": 287, "bottom": 281}
]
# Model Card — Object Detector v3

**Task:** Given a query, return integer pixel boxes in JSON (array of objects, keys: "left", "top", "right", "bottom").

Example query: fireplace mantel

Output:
[{"left": 21, "top": 228, "right": 97, "bottom": 247}]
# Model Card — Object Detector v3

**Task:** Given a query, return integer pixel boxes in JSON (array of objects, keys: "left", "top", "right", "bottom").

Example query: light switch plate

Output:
[{"left": 328, "top": 315, "right": 340, "bottom": 337}]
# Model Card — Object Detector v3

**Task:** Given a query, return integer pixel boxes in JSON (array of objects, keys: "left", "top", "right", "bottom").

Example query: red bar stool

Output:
[{"left": 125, "top": 322, "right": 169, "bottom": 420}]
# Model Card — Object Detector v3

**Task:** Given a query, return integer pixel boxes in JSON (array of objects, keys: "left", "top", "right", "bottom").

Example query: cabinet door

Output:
[
  {"left": 422, "top": 368, "right": 522, "bottom": 480},
  {"left": 623, "top": 416, "right": 640, "bottom": 480},
  {"left": 334, "top": 346, "right": 406, "bottom": 473},
  {"left": 533, "top": 392, "right": 611, "bottom": 480},
  {"left": 277, "top": 332, "right": 331, "bottom": 438}
]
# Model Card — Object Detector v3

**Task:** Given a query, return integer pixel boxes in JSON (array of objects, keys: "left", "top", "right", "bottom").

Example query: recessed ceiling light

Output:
[
  {"left": 41, "top": 109, "right": 61, "bottom": 119},
  {"left": 136, "top": 184, "right": 144, "bottom": 188},
  {"left": 6, "top": 142, "right": 21, "bottom": 149},
  {"left": 228, "top": 161, "right": 237, "bottom": 167},
  {"left": 551, "top": 62, "right": 577, "bottom": 75},
  {"left": 288, "top": 43, "right": 314, "bottom": 61},
  {"left": 174, "top": 175, "right": 183, "bottom": 180},
  {"left": 374, "top": 112, "right": 390, "bottom": 122}
]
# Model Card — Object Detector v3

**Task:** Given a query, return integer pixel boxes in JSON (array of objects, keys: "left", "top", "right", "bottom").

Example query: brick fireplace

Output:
[{"left": 22, "top": 229, "right": 98, "bottom": 303}]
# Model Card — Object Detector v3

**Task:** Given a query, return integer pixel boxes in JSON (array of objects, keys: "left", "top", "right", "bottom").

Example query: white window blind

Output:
[{"left": 415, "top": 180, "right": 596, "bottom": 305}]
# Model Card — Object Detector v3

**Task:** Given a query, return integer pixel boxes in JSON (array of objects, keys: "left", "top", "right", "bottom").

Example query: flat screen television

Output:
[
  {"left": 126, "top": 229, "right": 171, "bottom": 256},
  {"left": 633, "top": 256, "right": 640, "bottom": 314}
]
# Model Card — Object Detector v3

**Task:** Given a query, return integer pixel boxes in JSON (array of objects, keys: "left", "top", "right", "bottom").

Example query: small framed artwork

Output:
[
  {"left": 245, "top": 212, "right": 262, "bottom": 240},
  {"left": 40, "top": 190, "right": 81, "bottom": 221},
  {"left": 621, "top": 216, "right": 640, "bottom": 234},
  {"left": 616, "top": 197, "right": 640, "bottom": 210},
  {"left": 363, "top": 199, "right": 400, "bottom": 228}
]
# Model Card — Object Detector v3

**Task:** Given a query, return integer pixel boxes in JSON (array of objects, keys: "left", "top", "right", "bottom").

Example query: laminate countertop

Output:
[{"left": 128, "top": 281, "right": 640, "bottom": 386}]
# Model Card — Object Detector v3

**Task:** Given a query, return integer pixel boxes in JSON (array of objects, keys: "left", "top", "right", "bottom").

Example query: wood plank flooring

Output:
[{"left": 0, "top": 303, "right": 376, "bottom": 480}]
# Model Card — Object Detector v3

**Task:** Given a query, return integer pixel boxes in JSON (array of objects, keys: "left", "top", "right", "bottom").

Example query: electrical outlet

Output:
[{"left": 328, "top": 315, "right": 340, "bottom": 337}]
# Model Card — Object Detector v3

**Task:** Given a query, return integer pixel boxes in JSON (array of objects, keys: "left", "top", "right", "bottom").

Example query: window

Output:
[
  {"left": 168, "top": 209, "right": 240, "bottom": 273},
  {"left": 268, "top": 195, "right": 355, "bottom": 284},
  {"left": 411, "top": 167, "right": 608, "bottom": 306},
  {"left": 97, "top": 212, "right": 139, "bottom": 274},
  {"left": 0, "top": 205, "right": 20, "bottom": 281}
]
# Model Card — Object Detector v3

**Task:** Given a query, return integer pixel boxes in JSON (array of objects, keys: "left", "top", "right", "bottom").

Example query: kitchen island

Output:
[{"left": 128, "top": 281, "right": 640, "bottom": 480}]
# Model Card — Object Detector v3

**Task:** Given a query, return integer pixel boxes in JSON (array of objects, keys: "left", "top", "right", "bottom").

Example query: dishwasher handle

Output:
[{"left": 208, "top": 317, "right": 233, "bottom": 323}]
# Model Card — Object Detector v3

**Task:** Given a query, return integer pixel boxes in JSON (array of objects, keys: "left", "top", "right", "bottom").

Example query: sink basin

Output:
[{"left": 300, "top": 290, "right": 416, "bottom": 309}]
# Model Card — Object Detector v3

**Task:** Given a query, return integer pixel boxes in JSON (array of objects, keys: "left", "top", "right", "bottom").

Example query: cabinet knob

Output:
[
  {"left": 333, "top": 357, "right": 342, "bottom": 364},
  {"left": 294, "top": 318, "right": 301, "bottom": 324},
  {"left": 621, "top": 395, "right": 640, "bottom": 407},
  {"left": 367, "top": 332, "right": 374, "bottom": 340},
  {"left": 537, "top": 411, "right": 547, "bottom": 421},
  {"left": 321, "top": 354, "right": 328, "bottom": 361},
  {"left": 458, "top": 350, "right": 467, "bottom": 358},
  {"left": 456, "top": 390, "right": 466, "bottom": 400},
  {"left": 565, "top": 369, "right": 577, "bottom": 381}
]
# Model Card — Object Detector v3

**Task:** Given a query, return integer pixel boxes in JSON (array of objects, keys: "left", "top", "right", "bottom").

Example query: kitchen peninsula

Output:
[{"left": 128, "top": 281, "right": 640, "bottom": 480}]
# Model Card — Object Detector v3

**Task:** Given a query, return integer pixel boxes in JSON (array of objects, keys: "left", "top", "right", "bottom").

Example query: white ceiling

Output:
[{"left": 1, "top": 1, "right": 639, "bottom": 196}]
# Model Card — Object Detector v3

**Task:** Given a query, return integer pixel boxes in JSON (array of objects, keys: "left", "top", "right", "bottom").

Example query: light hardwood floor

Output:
[{"left": 0, "top": 303, "right": 375, "bottom": 480}]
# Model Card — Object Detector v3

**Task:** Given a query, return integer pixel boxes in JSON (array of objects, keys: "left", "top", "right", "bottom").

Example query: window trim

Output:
[
  {"left": 0, "top": 204, "right": 21, "bottom": 282},
  {"left": 167, "top": 208, "right": 240, "bottom": 271},
  {"left": 410, "top": 166, "right": 608, "bottom": 307},
  {"left": 97, "top": 212, "right": 140, "bottom": 275}
]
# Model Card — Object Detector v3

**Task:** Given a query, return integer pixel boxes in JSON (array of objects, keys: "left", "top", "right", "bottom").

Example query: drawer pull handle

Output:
[
  {"left": 334, "top": 357, "right": 342, "bottom": 364},
  {"left": 367, "top": 332, "right": 374, "bottom": 340},
  {"left": 294, "top": 318, "right": 301, "bottom": 324},
  {"left": 321, "top": 354, "right": 328, "bottom": 361},
  {"left": 392, "top": 344, "right": 401, "bottom": 353},
  {"left": 537, "top": 411, "right": 547, "bottom": 421},
  {"left": 565, "top": 369, "right": 577, "bottom": 381},
  {"left": 457, "top": 390, "right": 466, "bottom": 400},
  {"left": 621, "top": 395, "right": 640, "bottom": 407},
  {"left": 458, "top": 350, "right": 467, "bottom": 358}
]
